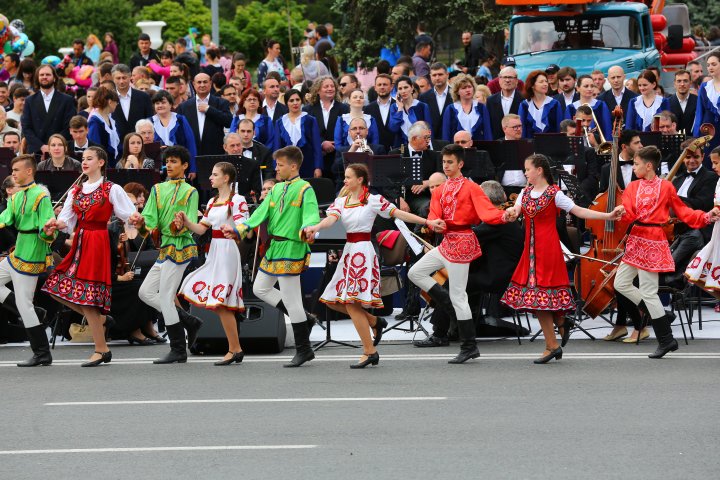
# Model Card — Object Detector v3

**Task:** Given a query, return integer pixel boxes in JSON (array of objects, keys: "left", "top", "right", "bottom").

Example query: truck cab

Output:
[{"left": 507, "top": 2, "right": 660, "bottom": 79}]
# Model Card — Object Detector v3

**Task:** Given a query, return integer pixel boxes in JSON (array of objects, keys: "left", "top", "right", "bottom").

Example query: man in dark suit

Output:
[
  {"left": 177, "top": 73, "right": 233, "bottom": 159},
  {"left": 364, "top": 73, "right": 395, "bottom": 151},
  {"left": 332, "top": 117, "right": 386, "bottom": 191},
  {"left": 486, "top": 66, "right": 522, "bottom": 139},
  {"left": 559, "top": 119, "right": 600, "bottom": 206},
  {"left": 599, "top": 129, "right": 642, "bottom": 191},
  {"left": 68, "top": 115, "right": 102, "bottom": 160},
  {"left": 554, "top": 66, "right": 579, "bottom": 112},
  {"left": 20, "top": 65, "right": 75, "bottom": 155},
  {"left": 262, "top": 74, "right": 288, "bottom": 122},
  {"left": 303, "top": 77, "right": 349, "bottom": 177},
  {"left": 129, "top": 33, "right": 160, "bottom": 69},
  {"left": 418, "top": 62, "right": 451, "bottom": 138},
  {"left": 111, "top": 64, "right": 154, "bottom": 143},
  {"left": 414, "top": 180, "right": 524, "bottom": 347},
  {"left": 598, "top": 66, "right": 638, "bottom": 114},
  {"left": 668, "top": 69, "right": 697, "bottom": 135},
  {"left": 232, "top": 120, "right": 273, "bottom": 180}
]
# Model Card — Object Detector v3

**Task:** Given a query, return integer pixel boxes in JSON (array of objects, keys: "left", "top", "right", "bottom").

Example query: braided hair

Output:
[{"left": 205, "top": 161, "right": 238, "bottom": 219}]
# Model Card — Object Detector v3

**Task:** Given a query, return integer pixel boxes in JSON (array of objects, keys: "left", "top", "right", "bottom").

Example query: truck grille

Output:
[{"left": 625, "top": 59, "right": 635, "bottom": 70}]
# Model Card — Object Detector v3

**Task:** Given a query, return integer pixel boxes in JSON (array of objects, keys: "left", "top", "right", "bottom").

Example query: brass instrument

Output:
[
  {"left": 358, "top": 135, "right": 374, "bottom": 154},
  {"left": 583, "top": 103, "right": 613, "bottom": 155}
]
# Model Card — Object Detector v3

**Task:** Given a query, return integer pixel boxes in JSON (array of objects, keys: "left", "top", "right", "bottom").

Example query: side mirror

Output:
[{"left": 666, "top": 24, "right": 683, "bottom": 50}]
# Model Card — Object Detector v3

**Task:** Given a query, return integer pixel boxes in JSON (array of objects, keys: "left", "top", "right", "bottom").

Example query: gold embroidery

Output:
[{"left": 259, "top": 254, "right": 310, "bottom": 275}]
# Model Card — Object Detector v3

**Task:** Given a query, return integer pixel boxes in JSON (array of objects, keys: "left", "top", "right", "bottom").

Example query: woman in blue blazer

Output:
[
  {"left": 334, "top": 89, "right": 380, "bottom": 148},
  {"left": 441, "top": 73, "right": 492, "bottom": 142},
  {"left": 229, "top": 88, "right": 275, "bottom": 147},
  {"left": 693, "top": 51, "right": 720, "bottom": 162},
  {"left": 274, "top": 89, "right": 323, "bottom": 178},
  {"left": 564, "top": 75, "right": 613, "bottom": 140},
  {"left": 87, "top": 86, "right": 122, "bottom": 167},
  {"left": 517, "top": 70, "right": 563, "bottom": 138},
  {"left": 150, "top": 90, "right": 198, "bottom": 175},
  {"left": 625, "top": 70, "right": 670, "bottom": 132},
  {"left": 388, "top": 75, "right": 431, "bottom": 146}
]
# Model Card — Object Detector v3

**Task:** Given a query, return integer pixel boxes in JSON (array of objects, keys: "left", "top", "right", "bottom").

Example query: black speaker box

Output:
[{"left": 189, "top": 300, "right": 286, "bottom": 355}]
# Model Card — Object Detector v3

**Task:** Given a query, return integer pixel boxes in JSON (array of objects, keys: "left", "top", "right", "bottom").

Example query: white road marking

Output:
[
  {"left": 45, "top": 397, "right": 448, "bottom": 406},
  {"left": 0, "top": 445, "right": 316, "bottom": 455}
]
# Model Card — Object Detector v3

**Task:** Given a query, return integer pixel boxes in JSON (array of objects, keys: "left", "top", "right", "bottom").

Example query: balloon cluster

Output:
[{"left": 0, "top": 15, "right": 35, "bottom": 57}]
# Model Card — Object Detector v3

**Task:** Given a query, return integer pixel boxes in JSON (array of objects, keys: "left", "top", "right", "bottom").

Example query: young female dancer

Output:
[
  {"left": 304, "top": 164, "right": 444, "bottom": 368},
  {"left": 42, "top": 147, "right": 136, "bottom": 367},
  {"left": 502, "top": 154, "right": 623, "bottom": 364},
  {"left": 176, "top": 162, "right": 249, "bottom": 365}
]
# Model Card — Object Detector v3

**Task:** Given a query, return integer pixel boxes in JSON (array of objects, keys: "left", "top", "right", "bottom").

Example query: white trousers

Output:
[
  {"left": 138, "top": 261, "right": 188, "bottom": 326},
  {"left": 0, "top": 259, "right": 40, "bottom": 328},
  {"left": 253, "top": 272, "right": 306, "bottom": 324},
  {"left": 408, "top": 248, "right": 471, "bottom": 320},
  {"left": 614, "top": 261, "right": 665, "bottom": 319}
]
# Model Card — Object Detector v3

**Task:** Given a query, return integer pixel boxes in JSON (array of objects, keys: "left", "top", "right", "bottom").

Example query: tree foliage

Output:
[
  {"left": 679, "top": 0, "right": 720, "bottom": 32},
  {"left": 332, "top": 0, "right": 510, "bottom": 66}
]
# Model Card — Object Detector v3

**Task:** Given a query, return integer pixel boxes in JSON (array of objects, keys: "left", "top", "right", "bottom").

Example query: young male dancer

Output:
[
  {"left": 0, "top": 155, "right": 54, "bottom": 367},
  {"left": 221, "top": 146, "right": 320, "bottom": 367},
  {"left": 408, "top": 144, "right": 515, "bottom": 364},
  {"left": 129, "top": 146, "right": 203, "bottom": 364}
]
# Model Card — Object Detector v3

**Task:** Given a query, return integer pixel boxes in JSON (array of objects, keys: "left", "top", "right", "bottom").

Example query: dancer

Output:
[
  {"left": 614, "top": 145, "right": 720, "bottom": 358},
  {"left": 686, "top": 146, "right": 720, "bottom": 297},
  {"left": 42, "top": 147, "right": 136, "bottom": 367},
  {"left": 129, "top": 146, "right": 203, "bottom": 364},
  {"left": 501, "top": 154, "right": 623, "bottom": 364},
  {"left": 408, "top": 144, "right": 515, "bottom": 364},
  {"left": 176, "top": 162, "right": 248, "bottom": 366},
  {"left": 304, "top": 163, "right": 445, "bottom": 368},
  {"left": 0, "top": 155, "right": 54, "bottom": 367},
  {"left": 221, "top": 146, "right": 320, "bottom": 368}
]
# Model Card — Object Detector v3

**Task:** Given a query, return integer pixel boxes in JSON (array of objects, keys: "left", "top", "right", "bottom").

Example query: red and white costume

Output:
[
  {"left": 320, "top": 194, "right": 396, "bottom": 308},
  {"left": 178, "top": 194, "right": 249, "bottom": 311},
  {"left": 42, "top": 179, "right": 136, "bottom": 313},
  {"left": 501, "top": 184, "right": 576, "bottom": 313},
  {"left": 686, "top": 177, "right": 720, "bottom": 290}
]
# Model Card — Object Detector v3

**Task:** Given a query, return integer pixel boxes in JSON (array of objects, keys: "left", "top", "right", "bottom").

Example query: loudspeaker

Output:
[{"left": 189, "top": 300, "right": 286, "bottom": 355}]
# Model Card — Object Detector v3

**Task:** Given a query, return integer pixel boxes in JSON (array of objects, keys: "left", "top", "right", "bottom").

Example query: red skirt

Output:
[{"left": 42, "top": 227, "right": 112, "bottom": 313}]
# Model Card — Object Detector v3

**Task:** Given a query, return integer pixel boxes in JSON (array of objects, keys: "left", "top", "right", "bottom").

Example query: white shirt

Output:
[
  {"left": 263, "top": 99, "right": 277, "bottom": 120},
  {"left": 58, "top": 178, "right": 136, "bottom": 234},
  {"left": 620, "top": 154, "right": 634, "bottom": 187},
  {"left": 563, "top": 90, "right": 576, "bottom": 106},
  {"left": 677, "top": 167, "right": 701, "bottom": 197},
  {"left": 613, "top": 88, "right": 625, "bottom": 109},
  {"left": 632, "top": 95, "right": 664, "bottom": 130},
  {"left": 676, "top": 94, "right": 689, "bottom": 113},
  {"left": 41, "top": 88, "right": 55, "bottom": 112},
  {"left": 455, "top": 101, "right": 479, "bottom": 133},
  {"left": 153, "top": 113, "right": 178, "bottom": 146},
  {"left": 514, "top": 187, "right": 575, "bottom": 212},
  {"left": 501, "top": 91, "right": 515, "bottom": 116},
  {"left": 377, "top": 97, "right": 392, "bottom": 124},
  {"left": 527, "top": 97, "right": 553, "bottom": 132},
  {"left": 118, "top": 89, "right": 132, "bottom": 120},
  {"left": 196, "top": 95, "right": 209, "bottom": 138},
  {"left": 434, "top": 85, "right": 449, "bottom": 111},
  {"left": 320, "top": 100, "right": 334, "bottom": 129},
  {"left": 74, "top": 140, "right": 90, "bottom": 150},
  {"left": 282, "top": 112, "right": 307, "bottom": 145}
]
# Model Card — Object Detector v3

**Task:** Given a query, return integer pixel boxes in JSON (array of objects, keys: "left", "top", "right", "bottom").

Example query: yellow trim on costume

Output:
[
  {"left": 388, "top": 206, "right": 397, "bottom": 217},
  {"left": 32, "top": 192, "right": 48, "bottom": 212},
  {"left": 9, "top": 253, "right": 52, "bottom": 275},
  {"left": 290, "top": 184, "right": 310, "bottom": 207},
  {"left": 157, "top": 244, "right": 198, "bottom": 264},
  {"left": 258, "top": 254, "right": 310, "bottom": 276},
  {"left": 178, "top": 187, "right": 195, "bottom": 206},
  {"left": 199, "top": 219, "right": 212, "bottom": 228},
  {"left": 154, "top": 185, "right": 162, "bottom": 210}
]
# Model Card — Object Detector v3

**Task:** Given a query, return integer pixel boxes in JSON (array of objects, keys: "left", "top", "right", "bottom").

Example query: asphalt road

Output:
[{"left": 1, "top": 340, "right": 719, "bottom": 480}]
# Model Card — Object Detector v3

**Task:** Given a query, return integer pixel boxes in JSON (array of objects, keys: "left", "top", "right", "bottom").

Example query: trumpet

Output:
[
  {"left": 582, "top": 103, "right": 613, "bottom": 155},
  {"left": 356, "top": 135, "right": 374, "bottom": 154}
]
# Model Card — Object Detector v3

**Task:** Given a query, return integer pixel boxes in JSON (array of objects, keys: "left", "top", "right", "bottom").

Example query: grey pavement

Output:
[{"left": 1, "top": 340, "right": 719, "bottom": 479}]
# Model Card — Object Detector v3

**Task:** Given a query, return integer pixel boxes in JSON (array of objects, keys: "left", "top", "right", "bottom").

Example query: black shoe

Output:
[
  {"left": 177, "top": 307, "right": 203, "bottom": 349},
  {"left": 559, "top": 317, "right": 575, "bottom": 347},
  {"left": 284, "top": 322, "right": 315, "bottom": 368},
  {"left": 17, "top": 325, "right": 52, "bottom": 367},
  {"left": 128, "top": 335, "right": 155, "bottom": 346},
  {"left": 372, "top": 317, "right": 388, "bottom": 346},
  {"left": 648, "top": 338, "right": 679, "bottom": 359},
  {"left": 81, "top": 351, "right": 112, "bottom": 367},
  {"left": 394, "top": 310, "right": 419, "bottom": 321},
  {"left": 214, "top": 351, "right": 244, "bottom": 366},
  {"left": 350, "top": 352, "right": 379, "bottom": 369},
  {"left": 448, "top": 319, "right": 479, "bottom": 364},
  {"left": 103, "top": 315, "right": 115, "bottom": 340},
  {"left": 145, "top": 333, "right": 168, "bottom": 344},
  {"left": 648, "top": 312, "right": 678, "bottom": 359},
  {"left": 533, "top": 347, "right": 563, "bottom": 364},
  {"left": 153, "top": 323, "right": 188, "bottom": 364},
  {"left": 413, "top": 335, "right": 450, "bottom": 347}
]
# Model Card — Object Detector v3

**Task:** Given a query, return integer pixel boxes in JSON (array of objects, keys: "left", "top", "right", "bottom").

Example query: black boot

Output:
[
  {"left": 17, "top": 325, "right": 52, "bottom": 367},
  {"left": 276, "top": 300, "right": 317, "bottom": 332},
  {"left": 176, "top": 306, "right": 203, "bottom": 349},
  {"left": 284, "top": 322, "right": 315, "bottom": 367},
  {"left": 648, "top": 313, "right": 678, "bottom": 359},
  {"left": 153, "top": 323, "right": 188, "bottom": 364},
  {"left": 448, "top": 319, "right": 480, "bottom": 364},
  {"left": 1, "top": 292, "right": 46, "bottom": 324},
  {"left": 426, "top": 284, "right": 454, "bottom": 312},
  {"left": 395, "top": 282, "right": 421, "bottom": 320}
]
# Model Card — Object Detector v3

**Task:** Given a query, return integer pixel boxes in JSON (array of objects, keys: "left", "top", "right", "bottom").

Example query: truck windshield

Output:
[{"left": 510, "top": 15, "right": 642, "bottom": 55}]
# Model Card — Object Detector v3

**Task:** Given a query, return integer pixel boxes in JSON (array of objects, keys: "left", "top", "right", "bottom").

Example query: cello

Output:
[{"left": 577, "top": 106, "right": 629, "bottom": 318}]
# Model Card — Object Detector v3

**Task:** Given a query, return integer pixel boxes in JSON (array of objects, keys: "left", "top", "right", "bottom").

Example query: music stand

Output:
[
  {"left": 661, "top": 133, "right": 686, "bottom": 160},
  {"left": 36, "top": 171, "right": 80, "bottom": 201},
  {"left": 461, "top": 148, "right": 495, "bottom": 182},
  {"left": 637, "top": 131, "right": 662, "bottom": 149},
  {"left": 0, "top": 147, "right": 15, "bottom": 167},
  {"left": 107, "top": 169, "right": 161, "bottom": 193},
  {"left": 196, "top": 154, "right": 260, "bottom": 198},
  {"left": 534, "top": 133, "right": 571, "bottom": 165},
  {"left": 342, "top": 151, "right": 370, "bottom": 169},
  {"left": 143, "top": 142, "right": 164, "bottom": 168}
]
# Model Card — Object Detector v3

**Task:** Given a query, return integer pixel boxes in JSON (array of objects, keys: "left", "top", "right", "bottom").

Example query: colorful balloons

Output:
[
  {"left": 0, "top": 14, "right": 9, "bottom": 44},
  {"left": 12, "top": 33, "right": 28, "bottom": 53},
  {"left": 23, "top": 40, "right": 34, "bottom": 56},
  {"left": 41, "top": 55, "right": 62, "bottom": 67}
]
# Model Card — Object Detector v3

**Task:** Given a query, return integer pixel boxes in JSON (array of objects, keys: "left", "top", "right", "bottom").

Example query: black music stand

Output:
[
  {"left": 107, "top": 169, "right": 161, "bottom": 192},
  {"left": 637, "top": 131, "right": 662, "bottom": 149},
  {"left": 196, "top": 154, "right": 261, "bottom": 198},
  {"left": 0, "top": 147, "right": 14, "bottom": 167},
  {"left": 342, "top": 151, "right": 370, "bottom": 169},
  {"left": 143, "top": 142, "right": 164, "bottom": 168},
  {"left": 661, "top": 133, "right": 686, "bottom": 160},
  {"left": 461, "top": 148, "right": 495, "bottom": 182},
  {"left": 534, "top": 133, "right": 571, "bottom": 165},
  {"left": 35, "top": 171, "right": 81, "bottom": 201}
]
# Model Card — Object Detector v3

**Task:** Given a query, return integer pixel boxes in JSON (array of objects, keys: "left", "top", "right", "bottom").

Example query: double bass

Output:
[{"left": 577, "top": 106, "right": 629, "bottom": 318}]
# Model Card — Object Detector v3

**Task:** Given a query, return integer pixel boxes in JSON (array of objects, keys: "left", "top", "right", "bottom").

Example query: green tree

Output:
[
  {"left": 332, "top": 0, "right": 509, "bottom": 66},
  {"left": 138, "top": 0, "right": 212, "bottom": 44},
  {"left": 679, "top": 0, "right": 720, "bottom": 32}
]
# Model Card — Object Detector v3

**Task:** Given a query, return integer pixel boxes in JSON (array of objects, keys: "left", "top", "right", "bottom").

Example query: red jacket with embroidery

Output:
[
  {"left": 622, "top": 177, "right": 710, "bottom": 272},
  {"left": 428, "top": 176, "right": 506, "bottom": 263}
]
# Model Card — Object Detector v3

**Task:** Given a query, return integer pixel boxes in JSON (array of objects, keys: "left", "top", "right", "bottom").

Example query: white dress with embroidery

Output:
[
  {"left": 319, "top": 194, "right": 396, "bottom": 308},
  {"left": 685, "top": 177, "right": 720, "bottom": 290},
  {"left": 178, "top": 194, "right": 249, "bottom": 311}
]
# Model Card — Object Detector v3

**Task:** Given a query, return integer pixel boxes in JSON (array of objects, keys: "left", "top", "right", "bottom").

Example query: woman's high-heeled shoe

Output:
[
  {"left": 533, "top": 347, "right": 562, "bottom": 364},
  {"left": 372, "top": 317, "right": 388, "bottom": 347},
  {"left": 350, "top": 352, "right": 379, "bottom": 369},
  {"left": 145, "top": 334, "right": 168, "bottom": 344},
  {"left": 128, "top": 335, "right": 155, "bottom": 346},
  {"left": 214, "top": 351, "right": 244, "bottom": 366},
  {"left": 81, "top": 351, "right": 112, "bottom": 367}
]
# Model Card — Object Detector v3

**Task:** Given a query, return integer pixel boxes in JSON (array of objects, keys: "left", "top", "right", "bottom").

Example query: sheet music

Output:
[{"left": 395, "top": 219, "right": 423, "bottom": 256}]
